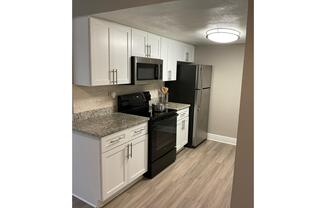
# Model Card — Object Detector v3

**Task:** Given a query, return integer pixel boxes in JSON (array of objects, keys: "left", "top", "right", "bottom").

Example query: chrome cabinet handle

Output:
[
  {"left": 149, "top": 45, "right": 151, "bottom": 57},
  {"left": 109, "top": 137, "right": 122, "bottom": 144},
  {"left": 182, "top": 120, "right": 185, "bottom": 130},
  {"left": 134, "top": 128, "right": 145, "bottom": 134},
  {"left": 115, "top": 69, "right": 118, "bottom": 84},
  {"left": 127, "top": 144, "right": 129, "bottom": 159},
  {"left": 131, "top": 143, "right": 133, "bottom": 158},
  {"left": 144, "top": 37, "right": 147, "bottom": 56}
]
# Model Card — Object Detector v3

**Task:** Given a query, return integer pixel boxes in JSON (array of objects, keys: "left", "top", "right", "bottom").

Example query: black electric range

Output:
[{"left": 118, "top": 91, "right": 177, "bottom": 178}]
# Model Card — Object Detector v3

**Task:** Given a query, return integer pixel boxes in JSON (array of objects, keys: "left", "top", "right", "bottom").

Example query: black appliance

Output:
[
  {"left": 166, "top": 63, "right": 212, "bottom": 147},
  {"left": 118, "top": 92, "right": 177, "bottom": 178},
  {"left": 131, "top": 56, "right": 163, "bottom": 85}
]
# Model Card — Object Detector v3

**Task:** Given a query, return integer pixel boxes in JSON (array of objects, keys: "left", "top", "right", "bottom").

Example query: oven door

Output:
[
  {"left": 149, "top": 115, "right": 177, "bottom": 162},
  {"left": 132, "top": 56, "right": 163, "bottom": 84}
]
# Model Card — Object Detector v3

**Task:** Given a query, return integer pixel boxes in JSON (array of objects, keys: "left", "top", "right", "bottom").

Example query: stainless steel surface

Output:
[
  {"left": 192, "top": 65, "right": 212, "bottom": 146},
  {"left": 195, "top": 65, "right": 200, "bottom": 89},
  {"left": 131, "top": 56, "right": 163, "bottom": 85},
  {"left": 201, "top": 65, "right": 212, "bottom": 88},
  {"left": 152, "top": 103, "right": 166, "bottom": 112},
  {"left": 192, "top": 89, "right": 200, "bottom": 142},
  {"left": 194, "top": 65, "right": 212, "bottom": 89},
  {"left": 193, "top": 88, "right": 210, "bottom": 146}
]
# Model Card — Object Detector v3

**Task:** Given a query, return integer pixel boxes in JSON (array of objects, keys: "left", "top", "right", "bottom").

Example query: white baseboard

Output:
[{"left": 207, "top": 133, "right": 237, "bottom": 145}]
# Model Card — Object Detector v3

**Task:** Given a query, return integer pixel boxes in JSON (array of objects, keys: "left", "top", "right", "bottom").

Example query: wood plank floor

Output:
[{"left": 73, "top": 140, "right": 236, "bottom": 208}]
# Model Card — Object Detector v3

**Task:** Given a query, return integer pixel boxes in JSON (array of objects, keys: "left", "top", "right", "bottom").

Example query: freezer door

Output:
[
  {"left": 194, "top": 65, "right": 212, "bottom": 89},
  {"left": 201, "top": 65, "right": 212, "bottom": 89},
  {"left": 192, "top": 88, "right": 211, "bottom": 147}
]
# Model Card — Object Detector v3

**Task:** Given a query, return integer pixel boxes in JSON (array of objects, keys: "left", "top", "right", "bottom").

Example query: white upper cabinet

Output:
[
  {"left": 161, "top": 38, "right": 195, "bottom": 81},
  {"left": 175, "top": 42, "right": 195, "bottom": 63},
  {"left": 73, "top": 17, "right": 131, "bottom": 86},
  {"left": 74, "top": 16, "right": 195, "bottom": 85},
  {"left": 183, "top": 43, "right": 195, "bottom": 62},
  {"left": 131, "top": 29, "right": 161, "bottom": 58},
  {"left": 131, "top": 28, "right": 147, "bottom": 57},
  {"left": 107, "top": 21, "right": 132, "bottom": 85},
  {"left": 147, "top": 33, "right": 161, "bottom": 59}
]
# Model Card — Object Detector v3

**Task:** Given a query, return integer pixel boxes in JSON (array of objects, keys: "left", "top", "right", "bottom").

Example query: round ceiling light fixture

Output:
[{"left": 206, "top": 28, "right": 240, "bottom": 43}]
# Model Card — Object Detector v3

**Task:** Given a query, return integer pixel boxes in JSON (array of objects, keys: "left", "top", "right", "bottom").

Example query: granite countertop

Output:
[
  {"left": 73, "top": 108, "right": 149, "bottom": 138},
  {"left": 166, "top": 102, "right": 191, "bottom": 111}
]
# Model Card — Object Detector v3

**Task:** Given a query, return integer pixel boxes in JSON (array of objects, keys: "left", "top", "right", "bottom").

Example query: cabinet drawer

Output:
[
  {"left": 129, "top": 123, "right": 148, "bottom": 139},
  {"left": 177, "top": 108, "right": 189, "bottom": 121},
  {"left": 101, "top": 131, "right": 128, "bottom": 153}
]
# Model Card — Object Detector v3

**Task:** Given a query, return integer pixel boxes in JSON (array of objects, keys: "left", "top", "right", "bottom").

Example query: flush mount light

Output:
[{"left": 206, "top": 28, "right": 240, "bottom": 43}]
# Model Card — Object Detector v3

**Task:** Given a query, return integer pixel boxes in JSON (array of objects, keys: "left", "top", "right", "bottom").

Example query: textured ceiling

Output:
[{"left": 94, "top": 0, "right": 248, "bottom": 46}]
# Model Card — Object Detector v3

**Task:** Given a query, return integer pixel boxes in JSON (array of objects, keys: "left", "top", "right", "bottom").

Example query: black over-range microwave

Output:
[{"left": 131, "top": 56, "right": 163, "bottom": 85}]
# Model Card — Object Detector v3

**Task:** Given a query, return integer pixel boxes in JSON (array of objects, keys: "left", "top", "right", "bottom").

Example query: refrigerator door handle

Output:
[{"left": 198, "top": 66, "right": 203, "bottom": 111}]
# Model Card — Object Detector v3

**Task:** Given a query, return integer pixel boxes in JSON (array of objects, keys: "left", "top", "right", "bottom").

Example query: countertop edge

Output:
[{"left": 73, "top": 119, "right": 149, "bottom": 138}]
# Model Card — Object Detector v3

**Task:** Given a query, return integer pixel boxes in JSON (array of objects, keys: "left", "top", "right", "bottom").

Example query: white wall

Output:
[{"left": 195, "top": 44, "right": 245, "bottom": 138}]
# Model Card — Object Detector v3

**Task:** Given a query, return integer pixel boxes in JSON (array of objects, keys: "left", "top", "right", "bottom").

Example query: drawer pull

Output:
[
  {"left": 134, "top": 128, "right": 145, "bottom": 134},
  {"left": 110, "top": 138, "right": 122, "bottom": 143}
]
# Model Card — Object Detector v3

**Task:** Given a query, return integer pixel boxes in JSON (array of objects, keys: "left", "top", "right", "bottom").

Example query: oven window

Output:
[{"left": 137, "top": 63, "right": 157, "bottom": 80}]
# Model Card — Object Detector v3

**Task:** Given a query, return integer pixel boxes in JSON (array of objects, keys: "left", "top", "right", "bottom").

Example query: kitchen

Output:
[{"left": 73, "top": 0, "right": 247, "bottom": 207}]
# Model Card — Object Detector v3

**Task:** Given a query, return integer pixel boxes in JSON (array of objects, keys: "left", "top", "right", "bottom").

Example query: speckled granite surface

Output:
[
  {"left": 73, "top": 108, "right": 149, "bottom": 138},
  {"left": 166, "top": 102, "right": 191, "bottom": 111}
]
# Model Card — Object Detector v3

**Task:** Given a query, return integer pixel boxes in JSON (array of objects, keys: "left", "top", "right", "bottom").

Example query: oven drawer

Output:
[
  {"left": 101, "top": 131, "right": 128, "bottom": 153},
  {"left": 177, "top": 108, "right": 189, "bottom": 121},
  {"left": 129, "top": 123, "right": 148, "bottom": 139}
]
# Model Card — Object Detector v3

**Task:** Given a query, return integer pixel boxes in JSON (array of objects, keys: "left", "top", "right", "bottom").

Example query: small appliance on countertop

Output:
[{"left": 118, "top": 91, "right": 177, "bottom": 178}]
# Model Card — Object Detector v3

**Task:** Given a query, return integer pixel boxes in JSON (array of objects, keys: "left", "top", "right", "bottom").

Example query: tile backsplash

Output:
[{"left": 73, "top": 83, "right": 163, "bottom": 113}]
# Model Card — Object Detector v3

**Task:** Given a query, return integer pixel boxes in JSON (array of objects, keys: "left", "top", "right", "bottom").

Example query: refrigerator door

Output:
[
  {"left": 192, "top": 88, "right": 211, "bottom": 147},
  {"left": 201, "top": 65, "right": 212, "bottom": 89}
]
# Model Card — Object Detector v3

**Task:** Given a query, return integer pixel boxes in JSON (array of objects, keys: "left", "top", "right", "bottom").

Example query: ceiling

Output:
[{"left": 94, "top": 0, "right": 248, "bottom": 46}]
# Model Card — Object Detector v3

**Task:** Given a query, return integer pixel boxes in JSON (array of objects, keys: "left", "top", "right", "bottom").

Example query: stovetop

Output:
[{"left": 117, "top": 91, "right": 177, "bottom": 121}]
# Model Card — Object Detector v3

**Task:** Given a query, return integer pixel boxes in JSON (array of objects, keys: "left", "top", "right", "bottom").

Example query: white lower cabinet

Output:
[
  {"left": 102, "top": 144, "right": 128, "bottom": 200},
  {"left": 176, "top": 108, "right": 190, "bottom": 152},
  {"left": 73, "top": 122, "right": 148, "bottom": 207},
  {"left": 128, "top": 135, "right": 148, "bottom": 182},
  {"left": 101, "top": 127, "right": 148, "bottom": 202}
]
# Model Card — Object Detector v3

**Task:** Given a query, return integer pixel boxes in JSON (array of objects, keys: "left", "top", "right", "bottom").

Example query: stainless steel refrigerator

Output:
[{"left": 165, "top": 63, "right": 212, "bottom": 147}]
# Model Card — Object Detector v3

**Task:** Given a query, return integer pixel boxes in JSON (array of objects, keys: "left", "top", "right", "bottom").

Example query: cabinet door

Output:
[
  {"left": 147, "top": 33, "right": 161, "bottom": 59},
  {"left": 182, "top": 117, "right": 189, "bottom": 147},
  {"left": 128, "top": 135, "right": 148, "bottom": 182},
  {"left": 102, "top": 144, "right": 128, "bottom": 200},
  {"left": 167, "top": 39, "right": 178, "bottom": 81},
  {"left": 186, "top": 45, "right": 195, "bottom": 62},
  {"left": 107, "top": 22, "right": 131, "bottom": 85},
  {"left": 176, "top": 120, "right": 183, "bottom": 151},
  {"left": 160, "top": 37, "right": 169, "bottom": 81},
  {"left": 89, "top": 18, "right": 110, "bottom": 85},
  {"left": 131, "top": 28, "right": 147, "bottom": 57}
]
